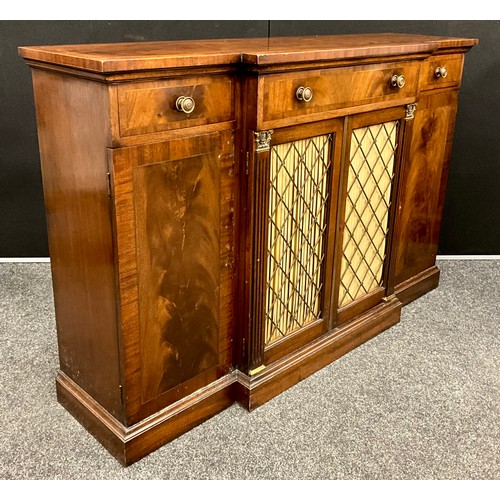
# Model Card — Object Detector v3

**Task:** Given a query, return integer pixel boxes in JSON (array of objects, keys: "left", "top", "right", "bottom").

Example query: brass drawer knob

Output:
[
  {"left": 391, "top": 74, "right": 406, "bottom": 89},
  {"left": 296, "top": 86, "right": 313, "bottom": 102},
  {"left": 435, "top": 66, "right": 448, "bottom": 78},
  {"left": 175, "top": 95, "right": 196, "bottom": 114}
]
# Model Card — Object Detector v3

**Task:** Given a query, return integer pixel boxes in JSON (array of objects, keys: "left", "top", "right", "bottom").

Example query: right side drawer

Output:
[{"left": 419, "top": 54, "right": 464, "bottom": 91}]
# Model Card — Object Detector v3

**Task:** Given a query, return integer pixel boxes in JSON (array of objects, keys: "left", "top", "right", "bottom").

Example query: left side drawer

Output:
[{"left": 116, "top": 75, "right": 235, "bottom": 138}]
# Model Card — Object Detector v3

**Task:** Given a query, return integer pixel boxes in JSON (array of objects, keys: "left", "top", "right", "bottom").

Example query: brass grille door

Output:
[
  {"left": 335, "top": 110, "right": 403, "bottom": 324},
  {"left": 265, "top": 135, "right": 333, "bottom": 346},
  {"left": 246, "top": 119, "right": 345, "bottom": 369}
]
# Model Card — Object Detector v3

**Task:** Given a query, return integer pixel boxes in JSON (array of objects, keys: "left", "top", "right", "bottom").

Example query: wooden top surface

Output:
[{"left": 19, "top": 33, "right": 479, "bottom": 73}]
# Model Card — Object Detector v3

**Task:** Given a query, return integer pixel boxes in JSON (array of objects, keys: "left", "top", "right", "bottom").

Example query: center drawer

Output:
[
  {"left": 260, "top": 61, "right": 420, "bottom": 128},
  {"left": 116, "top": 75, "right": 235, "bottom": 138}
]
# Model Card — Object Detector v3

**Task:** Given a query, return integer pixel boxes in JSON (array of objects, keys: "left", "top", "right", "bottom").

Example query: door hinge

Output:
[
  {"left": 106, "top": 171, "right": 112, "bottom": 199},
  {"left": 245, "top": 151, "right": 250, "bottom": 175},
  {"left": 119, "top": 384, "right": 124, "bottom": 406}
]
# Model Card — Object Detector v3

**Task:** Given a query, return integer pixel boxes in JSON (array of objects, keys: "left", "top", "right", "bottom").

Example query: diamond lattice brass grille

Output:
[
  {"left": 265, "top": 134, "right": 333, "bottom": 346},
  {"left": 339, "top": 121, "right": 399, "bottom": 307}
]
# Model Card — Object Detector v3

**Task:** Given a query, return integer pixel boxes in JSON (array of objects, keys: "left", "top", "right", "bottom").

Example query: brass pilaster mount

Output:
[
  {"left": 405, "top": 103, "right": 417, "bottom": 120},
  {"left": 382, "top": 294, "right": 397, "bottom": 303},
  {"left": 254, "top": 130, "right": 274, "bottom": 152}
]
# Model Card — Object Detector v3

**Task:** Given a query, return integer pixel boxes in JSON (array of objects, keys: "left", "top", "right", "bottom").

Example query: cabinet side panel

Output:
[
  {"left": 31, "top": 69, "right": 122, "bottom": 420},
  {"left": 394, "top": 91, "right": 458, "bottom": 286}
]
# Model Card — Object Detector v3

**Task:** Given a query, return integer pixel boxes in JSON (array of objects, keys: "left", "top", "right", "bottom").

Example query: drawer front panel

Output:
[
  {"left": 419, "top": 54, "right": 464, "bottom": 91},
  {"left": 117, "top": 75, "right": 234, "bottom": 137},
  {"left": 261, "top": 61, "right": 420, "bottom": 126}
]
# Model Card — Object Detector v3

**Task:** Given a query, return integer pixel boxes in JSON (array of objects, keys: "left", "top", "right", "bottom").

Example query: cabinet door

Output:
[
  {"left": 245, "top": 120, "right": 343, "bottom": 368},
  {"left": 109, "top": 131, "right": 235, "bottom": 425},
  {"left": 393, "top": 91, "right": 459, "bottom": 302},
  {"left": 332, "top": 107, "right": 407, "bottom": 325}
]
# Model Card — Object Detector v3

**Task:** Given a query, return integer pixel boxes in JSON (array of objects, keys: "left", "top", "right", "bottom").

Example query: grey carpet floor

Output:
[{"left": 0, "top": 261, "right": 498, "bottom": 480}]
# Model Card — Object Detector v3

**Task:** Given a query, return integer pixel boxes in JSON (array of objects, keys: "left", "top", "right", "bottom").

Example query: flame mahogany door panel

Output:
[
  {"left": 109, "top": 131, "right": 235, "bottom": 424},
  {"left": 393, "top": 91, "right": 459, "bottom": 304}
]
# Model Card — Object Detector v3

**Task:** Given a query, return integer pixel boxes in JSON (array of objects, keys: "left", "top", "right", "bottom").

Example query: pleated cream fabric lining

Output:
[
  {"left": 265, "top": 135, "right": 332, "bottom": 346},
  {"left": 339, "top": 121, "right": 398, "bottom": 307}
]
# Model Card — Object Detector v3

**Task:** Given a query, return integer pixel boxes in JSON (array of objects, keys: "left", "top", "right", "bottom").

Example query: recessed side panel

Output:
[{"left": 31, "top": 68, "right": 123, "bottom": 421}]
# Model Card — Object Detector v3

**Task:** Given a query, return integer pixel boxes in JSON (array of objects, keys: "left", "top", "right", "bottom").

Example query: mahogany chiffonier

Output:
[{"left": 19, "top": 33, "right": 478, "bottom": 465}]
